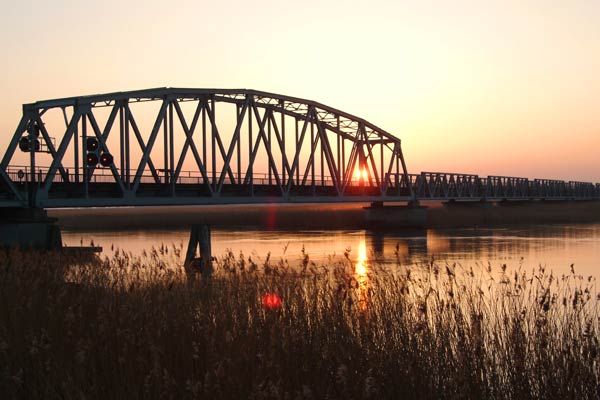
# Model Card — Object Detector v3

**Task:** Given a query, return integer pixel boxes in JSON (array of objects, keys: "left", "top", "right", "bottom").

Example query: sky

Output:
[{"left": 1, "top": 0, "right": 600, "bottom": 182}]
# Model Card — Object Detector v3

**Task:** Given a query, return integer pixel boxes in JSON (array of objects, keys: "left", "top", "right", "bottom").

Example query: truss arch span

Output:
[{"left": 1, "top": 88, "right": 413, "bottom": 207}]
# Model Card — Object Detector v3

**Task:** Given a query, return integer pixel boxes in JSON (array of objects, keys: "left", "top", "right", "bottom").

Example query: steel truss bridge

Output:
[{"left": 0, "top": 87, "right": 599, "bottom": 208}]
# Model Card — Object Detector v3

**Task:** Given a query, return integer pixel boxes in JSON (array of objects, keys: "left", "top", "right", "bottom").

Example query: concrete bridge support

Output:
[{"left": 0, "top": 208, "right": 63, "bottom": 249}]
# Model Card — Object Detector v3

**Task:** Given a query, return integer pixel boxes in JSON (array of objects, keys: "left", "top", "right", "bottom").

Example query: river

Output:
[{"left": 61, "top": 223, "right": 600, "bottom": 279}]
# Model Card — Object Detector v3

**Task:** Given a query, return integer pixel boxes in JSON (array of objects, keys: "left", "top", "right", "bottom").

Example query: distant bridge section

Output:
[
  {"left": 0, "top": 88, "right": 598, "bottom": 208},
  {"left": 400, "top": 172, "right": 600, "bottom": 201}
]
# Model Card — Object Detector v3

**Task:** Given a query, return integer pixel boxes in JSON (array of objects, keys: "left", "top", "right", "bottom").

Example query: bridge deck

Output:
[{"left": 1, "top": 168, "right": 598, "bottom": 208}]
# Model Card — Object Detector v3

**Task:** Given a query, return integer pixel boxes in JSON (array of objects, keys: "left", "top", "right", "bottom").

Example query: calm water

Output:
[{"left": 61, "top": 223, "right": 600, "bottom": 278}]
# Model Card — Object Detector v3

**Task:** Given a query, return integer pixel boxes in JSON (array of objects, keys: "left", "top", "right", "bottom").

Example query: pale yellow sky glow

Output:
[{"left": 1, "top": 0, "right": 599, "bottom": 181}]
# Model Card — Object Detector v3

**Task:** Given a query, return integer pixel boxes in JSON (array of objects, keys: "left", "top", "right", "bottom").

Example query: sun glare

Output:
[{"left": 354, "top": 168, "right": 369, "bottom": 181}]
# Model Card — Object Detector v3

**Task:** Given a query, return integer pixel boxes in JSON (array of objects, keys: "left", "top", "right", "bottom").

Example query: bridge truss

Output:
[
  {"left": 0, "top": 88, "right": 413, "bottom": 207},
  {"left": 1, "top": 88, "right": 599, "bottom": 208}
]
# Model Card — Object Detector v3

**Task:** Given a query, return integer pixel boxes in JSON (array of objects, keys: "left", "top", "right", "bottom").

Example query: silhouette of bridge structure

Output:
[{"left": 1, "top": 87, "right": 599, "bottom": 208}]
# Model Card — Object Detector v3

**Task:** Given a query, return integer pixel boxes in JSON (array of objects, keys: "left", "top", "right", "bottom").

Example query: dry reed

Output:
[{"left": 0, "top": 244, "right": 598, "bottom": 399}]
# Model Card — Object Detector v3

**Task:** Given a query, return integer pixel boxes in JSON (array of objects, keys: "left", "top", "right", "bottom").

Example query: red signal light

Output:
[
  {"left": 86, "top": 153, "right": 98, "bottom": 166},
  {"left": 99, "top": 153, "right": 113, "bottom": 167}
]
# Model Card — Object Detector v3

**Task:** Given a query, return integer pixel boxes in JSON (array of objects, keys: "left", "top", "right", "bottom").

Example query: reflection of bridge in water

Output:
[{"left": 1, "top": 87, "right": 599, "bottom": 208}]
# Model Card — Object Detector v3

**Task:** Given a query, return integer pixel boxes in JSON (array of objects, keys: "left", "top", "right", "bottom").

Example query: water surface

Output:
[{"left": 62, "top": 224, "right": 600, "bottom": 278}]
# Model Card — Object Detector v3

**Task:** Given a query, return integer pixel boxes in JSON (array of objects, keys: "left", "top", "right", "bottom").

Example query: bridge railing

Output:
[{"left": 5, "top": 166, "right": 374, "bottom": 189}]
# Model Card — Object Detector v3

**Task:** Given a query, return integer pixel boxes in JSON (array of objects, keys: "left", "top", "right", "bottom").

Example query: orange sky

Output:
[{"left": 1, "top": 0, "right": 599, "bottom": 182}]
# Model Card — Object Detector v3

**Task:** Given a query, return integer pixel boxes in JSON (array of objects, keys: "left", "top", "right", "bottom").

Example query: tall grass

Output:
[{"left": 0, "top": 244, "right": 598, "bottom": 399}]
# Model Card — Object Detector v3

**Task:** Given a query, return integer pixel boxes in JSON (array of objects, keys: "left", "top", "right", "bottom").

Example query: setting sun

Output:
[{"left": 354, "top": 168, "right": 369, "bottom": 181}]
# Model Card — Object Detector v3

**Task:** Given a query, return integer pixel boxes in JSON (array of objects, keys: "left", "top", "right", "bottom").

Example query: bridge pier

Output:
[
  {"left": 363, "top": 202, "right": 428, "bottom": 229},
  {"left": 0, "top": 208, "right": 63, "bottom": 250},
  {"left": 185, "top": 224, "right": 213, "bottom": 279}
]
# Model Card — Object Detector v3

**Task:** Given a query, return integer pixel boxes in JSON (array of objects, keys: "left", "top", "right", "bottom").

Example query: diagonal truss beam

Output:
[
  {"left": 42, "top": 109, "right": 84, "bottom": 193},
  {"left": 127, "top": 104, "right": 160, "bottom": 183},
  {"left": 216, "top": 101, "right": 248, "bottom": 192},
  {"left": 132, "top": 99, "right": 168, "bottom": 193},
  {"left": 173, "top": 101, "right": 213, "bottom": 195}
]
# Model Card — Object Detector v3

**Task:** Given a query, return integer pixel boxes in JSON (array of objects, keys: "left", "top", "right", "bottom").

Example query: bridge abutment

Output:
[
  {"left": 0, "top": 208, "right": 63, "bottom": 250},
  {"left": 363, "top": 202, "right": 428, "bottom": 229}
]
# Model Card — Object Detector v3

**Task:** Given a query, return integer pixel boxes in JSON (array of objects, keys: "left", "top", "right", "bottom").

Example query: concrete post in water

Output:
[
  {"left": 185, "top": 224, "right": 213, "bottom": 278},
  {"left": 0, "top": 208, "right": 63, "bottom": 250}
]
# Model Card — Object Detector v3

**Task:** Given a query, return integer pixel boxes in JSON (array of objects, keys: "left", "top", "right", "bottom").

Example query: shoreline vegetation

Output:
[{"left": 1, "top": 245, "right": 599, "bottom": 399}]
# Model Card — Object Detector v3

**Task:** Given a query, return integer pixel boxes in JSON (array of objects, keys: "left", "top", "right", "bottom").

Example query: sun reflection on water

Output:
[{"left": 355, "top": 238, "right": 370, "bottom": 311}]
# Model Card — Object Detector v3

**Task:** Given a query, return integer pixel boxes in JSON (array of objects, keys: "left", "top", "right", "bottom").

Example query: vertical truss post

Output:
[
  {"left": 280, "top": 100, "right": 285, "bottom": 187},
  {"left": 295, "top": 118, "right": 299, "bottom": 184},
  {"left": 82, "top": 113, "right": 88, "bottom": 197},
  {"left": 124, "top": 101, "right": 130, "bottom": 188},
  {"left": 169, "top": 101, "right": 175, "bottom": 195},
  {"left": 202, "top": 101, "right": 207, "bottom": 173},
  {"left": 342, "top": 137, "right": 345, "bottom": 185},
  {"left": 119, "top": 104, "right": 125, "bottom": 182},
  {"left": 71, "top": 108, "right": 80, "bottom": 183},
  {"left": 310, "top": 121, "right": 315, "bottom": 194},
  {"left": 336, "top": 116, "right": 341, "bottom": 186},
  {"left": 28, "top": 114, "right": 35, "bottom": 186},
  {"left": 357, "top": 139, "right": 365, "bottom": 189},
  {"left": 27, "top": 115, "right": 36, "bottom": 207},
  {"left": 380, "top": 137, "right": 384, "bottom": 190},
  {"left": 236, "top": 103, "right": 241, "bottom": 183},
  {"left": 320, "top": 122, "right": 324, "bottom": 187},
  {"left": 268, "top": 113, "right": 272, "bottom": 185},
  {"left": 211, "top": 96, "right": 216, "bottom": 190},
  {"left": 398, "top": 143, "right": 414, "bottom": 202},
  {"left": 248, "top": 98, "right": 253, "bottom": 195},
  {"left": 163, "top": 103, "right": 168, "bottom": 184}
]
